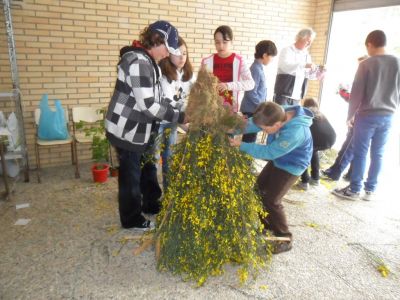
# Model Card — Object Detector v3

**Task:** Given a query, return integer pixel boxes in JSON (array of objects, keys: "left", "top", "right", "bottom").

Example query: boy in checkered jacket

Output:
[{"left": 105, "top": 21, "right": 185, "bottom": 230}]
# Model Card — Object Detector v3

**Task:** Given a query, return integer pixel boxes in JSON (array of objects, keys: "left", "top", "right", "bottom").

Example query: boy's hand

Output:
[{"left": 228, "top": 136, "right": 241, "bottom": 147}]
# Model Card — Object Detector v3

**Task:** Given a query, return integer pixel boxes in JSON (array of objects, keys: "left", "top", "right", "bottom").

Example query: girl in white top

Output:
[
  {"left": 158, "top": 36, "right": 194, "bottom": 188},
  {"left": 201, "top": 25, "right": 254, "bottom": 112}
]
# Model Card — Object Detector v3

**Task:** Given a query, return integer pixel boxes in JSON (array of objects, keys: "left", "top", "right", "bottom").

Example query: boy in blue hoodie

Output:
[{"left": 230, "top": 101, "right": 313, "bottom": 253}]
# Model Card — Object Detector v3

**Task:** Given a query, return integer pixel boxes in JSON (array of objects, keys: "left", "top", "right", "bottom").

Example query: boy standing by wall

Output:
[{"left": 240, "top": 40, "right": 277, "bottom": 143}]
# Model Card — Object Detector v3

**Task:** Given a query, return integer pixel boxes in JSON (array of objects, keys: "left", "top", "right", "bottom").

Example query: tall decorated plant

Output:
[{"left": 155, "top": 68, "right": 271, "bottom": 285}]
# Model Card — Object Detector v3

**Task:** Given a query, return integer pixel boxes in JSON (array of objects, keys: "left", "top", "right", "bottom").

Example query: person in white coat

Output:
[{"left": 273, "top": 28, "right": 316, "bottom": 106}]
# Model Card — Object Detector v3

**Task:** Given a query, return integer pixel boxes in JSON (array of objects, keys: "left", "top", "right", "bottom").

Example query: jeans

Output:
[
  {"left": 116, "top": 148, "right": 161, "bottom": 228},
  {"left": 155, "top": 122, "right": 178, "bottom": 189},
  {"left": 350, "top": 114, "right": 393, "bottom": 193},
  {"left": 326, "top": 127, "right": 354, "bottom": 180}
]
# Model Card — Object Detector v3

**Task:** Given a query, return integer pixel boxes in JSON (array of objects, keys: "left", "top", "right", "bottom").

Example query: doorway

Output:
[{"left": 319, "top": 5, "right": 400, "bottom": 192}]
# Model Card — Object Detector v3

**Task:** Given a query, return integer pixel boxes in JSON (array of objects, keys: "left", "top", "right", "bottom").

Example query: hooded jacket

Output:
[
  {"left": 240, "top": 105, "right": 313, "bottom": 176},
  {"left": 105, "top": 45, "right": 182, "bottom": 152}
]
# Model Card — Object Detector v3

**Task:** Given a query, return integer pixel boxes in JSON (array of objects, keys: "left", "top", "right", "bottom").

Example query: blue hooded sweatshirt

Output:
[{"left": 240, "top": 105, "right": 313, "bottom": 176}]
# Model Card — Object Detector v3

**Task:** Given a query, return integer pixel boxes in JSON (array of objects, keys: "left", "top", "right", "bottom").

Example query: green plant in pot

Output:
[{"left": 76, "top": 109, "right": 110, "bottom": 183}]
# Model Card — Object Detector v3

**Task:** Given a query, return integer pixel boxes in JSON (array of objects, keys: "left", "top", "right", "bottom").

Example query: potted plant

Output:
[
  {"left": 76, "top": 109, "right": 110, "bottom": 183},
  {"left": 89, "top": 129, "right": 110, "bottom": 183}
]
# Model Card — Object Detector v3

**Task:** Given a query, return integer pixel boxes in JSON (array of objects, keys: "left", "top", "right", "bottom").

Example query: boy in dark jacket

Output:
[{"left": 299, "top": 98, "right": 336, "bottom": 190}]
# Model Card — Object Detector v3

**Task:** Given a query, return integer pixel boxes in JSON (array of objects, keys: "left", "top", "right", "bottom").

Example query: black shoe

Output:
[
  {"left": 131, "top": 219, "right": 154, "bottom": 231},
  {"left": 123, "top": 215, "right": 154, "bottom": 230},
  {"left": 321, "top": 169, "right": 331, "bottom": 176},
  {"left": 321, "top": 170, "right": 339, "bottom": 181}
]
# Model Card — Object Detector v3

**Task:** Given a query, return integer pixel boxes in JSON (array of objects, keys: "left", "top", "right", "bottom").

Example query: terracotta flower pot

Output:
[
  {"left": 92, "top": 163, "right": 109, "bottom": 183},
  {"left": 109, "top": 166, "right": 119, "bottom": 177}
]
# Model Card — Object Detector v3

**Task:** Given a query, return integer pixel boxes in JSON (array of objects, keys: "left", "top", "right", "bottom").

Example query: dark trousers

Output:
[
  {"left": 273, "top": 95, "right": 300, "bottom": 106},
  {"left": 257, "top": 161, "right": 298, "bottom": 238},
  {"left": 241, "top": 112, "right": 257, "bottom": 143},
  {"left": 301, "top": 150, "right": 320, "bottom": 183},
  {"left": 116, "top": 147, "right": 161, "bottom": 228},
  {"left": 326, "top": 127, "right": 354, "bottom": 180}
]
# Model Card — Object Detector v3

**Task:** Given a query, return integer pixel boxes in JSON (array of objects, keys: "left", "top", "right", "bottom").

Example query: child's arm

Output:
[
  {"left": 239, "top": 127, "right": 306, "bottom": 160},
  {"left": 226, "top": 59, "right": 255, "bottom": 92},
  {"left": 243, "top": 117, "right": 262, "bottom": 134}
]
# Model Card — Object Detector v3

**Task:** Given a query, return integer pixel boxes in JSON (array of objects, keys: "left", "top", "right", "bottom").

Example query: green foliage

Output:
[
  {"left": 76, "top": 109, "right": 108, "bottom": 167},
  {"left": 156, "top": 132, "right": 270, "bottom": 285},
  {"left": 155, "top": 69, "right": 270, "bottom": 285}
]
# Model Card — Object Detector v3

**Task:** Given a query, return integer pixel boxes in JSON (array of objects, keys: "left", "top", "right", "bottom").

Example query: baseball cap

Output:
[{"left": 149, "top": 20, "right": 181, "bottom": 56}]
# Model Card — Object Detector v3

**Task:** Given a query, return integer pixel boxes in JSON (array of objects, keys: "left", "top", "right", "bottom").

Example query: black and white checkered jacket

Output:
[{"left": 105, "top": 46, "right": 182, "bottom": 152}]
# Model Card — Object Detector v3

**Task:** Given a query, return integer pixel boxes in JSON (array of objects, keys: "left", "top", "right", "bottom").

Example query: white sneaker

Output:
[{"left": 362, "top": 190, "right": 376, "bottom": 201}]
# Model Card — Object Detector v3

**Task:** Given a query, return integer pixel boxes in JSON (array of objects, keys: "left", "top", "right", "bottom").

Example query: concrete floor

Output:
[{"left": 0, "top": 162, "right": 399, "bottom": 299}]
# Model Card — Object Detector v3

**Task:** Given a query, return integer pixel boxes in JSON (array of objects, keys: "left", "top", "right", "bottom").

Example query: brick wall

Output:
[{"left": 0, "top": 0, "right": 332, "bottom": 167}]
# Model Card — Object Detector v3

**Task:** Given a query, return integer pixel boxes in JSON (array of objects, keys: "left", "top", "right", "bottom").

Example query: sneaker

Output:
[
  {"left": 124, "top": 215, "right": 155, "bottom": 231},
  {"left": 310, "top": 178, "right": 320, "bottom": 186},
  {"left": 362, "top": 190, "right": 375, "bottom": 201},
  {"left": 271, "top": 241, "right": 292, "bottom": 254},
  {"left": 321, "top": 170, "right": 339, "bottom": 181},
  {"left": 332, "top": 185, "right": 360, "bottom": 201},
  {"left": 132, "top": 220, "right": 155, "bottom": 231},
  {"left": 297, "top": 182, "right": 309, "bottom": 190},
  {"left": 321, "top": 169, "right": 330, "bottom": 176}
]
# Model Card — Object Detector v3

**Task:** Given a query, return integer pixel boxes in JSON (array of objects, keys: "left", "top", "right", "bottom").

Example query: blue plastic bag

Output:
[{"left": 38, "top": 94, "right": 69, "bottom": 140}]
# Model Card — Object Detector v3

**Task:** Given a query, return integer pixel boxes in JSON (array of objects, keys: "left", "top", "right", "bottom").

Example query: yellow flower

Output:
[{"left": 377, "top": 264, "right": 390, "bottom": 278}]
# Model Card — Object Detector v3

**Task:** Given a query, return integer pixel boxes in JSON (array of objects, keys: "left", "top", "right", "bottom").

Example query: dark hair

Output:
[
  {"left": 303, "top": 97, "right": 323, "bottom": 120},
  {"left": 139, "top": 26, "right": 165, "bottom": 49},
  {"left": 214, "top": 25, "right": 233, "bottom": 41},
  {"left": 365, "top": 30, "right": 386, "bottom": 48},
  {"left": 303, "top": 98, "right": 319, "bottom": 109},
  {"left": 253, "top": 102, "right": 286, "bottom": 127},
  {"left": 254, "top": 40, "right": 277, "bottom": 59},
  {"left": 159, "top": 36, "right": 193, "bottom": 82}
]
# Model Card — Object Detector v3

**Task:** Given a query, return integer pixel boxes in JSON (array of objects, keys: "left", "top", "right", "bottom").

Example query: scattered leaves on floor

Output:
[{"left": 305, "top": 222, "right": 320, "bottom": 229}]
